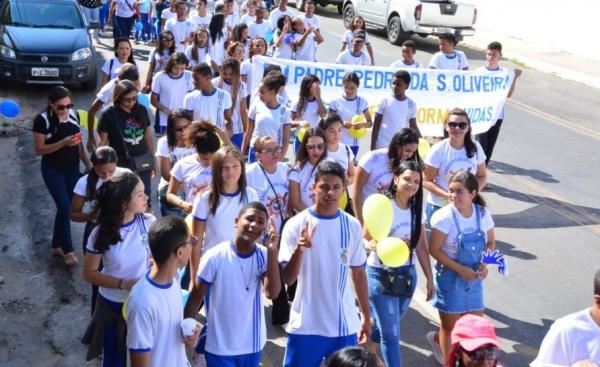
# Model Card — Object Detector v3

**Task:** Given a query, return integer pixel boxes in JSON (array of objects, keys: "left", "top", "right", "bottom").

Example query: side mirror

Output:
[{"left": 88, "top": 20, "right": 100, "bottom": 29}]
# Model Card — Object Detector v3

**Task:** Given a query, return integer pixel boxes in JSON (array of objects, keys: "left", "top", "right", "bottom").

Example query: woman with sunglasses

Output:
[
  {"left": 246, "top": 136, "right": 289, "bottom": 233},
  {"left": 33, "top": 86, "right": 91, "bottom": 266},
  {"left": 82, "top": 172, "right": 155, "bottom": 367},
  {"left": 423, "top": 108, "right": 487, "bottom": 224},
  {"left": 445, "top": 314, "right": 501, "bottom": 367},
  {"left": 288, "top": 128, "right": 327, "bottom": 213},
  {"left": 156, "top": 109, "right": 195, "bottom": 217},
  {"left": 352, "top": 128, "right": 420, "bottom": 225},
  {"left": 98, "top": 80, "right": 155, "bottom": 201},
  {"left": 143, "top": 30, "right": 177, "bottom": 94}
]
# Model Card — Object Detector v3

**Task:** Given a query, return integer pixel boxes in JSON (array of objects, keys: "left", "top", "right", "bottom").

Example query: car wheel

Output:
[
  {"left": 295, "top": 0, "right": 306, "bottom": 11},
  {"left": 387, "top": 15, "right": 408, "bottom": 45},
  {"left": 343, "top": 3, "right": 355, "bottom": 29}
]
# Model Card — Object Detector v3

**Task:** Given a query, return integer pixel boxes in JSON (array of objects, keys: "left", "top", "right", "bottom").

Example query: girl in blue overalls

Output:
[{"left": 427, "top": 171, "right": 496, "bottom": 363}]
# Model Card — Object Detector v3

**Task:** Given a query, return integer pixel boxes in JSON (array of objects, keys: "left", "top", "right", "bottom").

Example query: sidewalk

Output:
[{"left": 461, "top": 28, "right": 600, "bottom": 90}]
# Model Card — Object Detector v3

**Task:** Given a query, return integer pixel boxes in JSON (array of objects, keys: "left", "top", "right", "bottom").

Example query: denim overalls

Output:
[{"left": 434, "top": 205, "right": 486, "bottom": 313}]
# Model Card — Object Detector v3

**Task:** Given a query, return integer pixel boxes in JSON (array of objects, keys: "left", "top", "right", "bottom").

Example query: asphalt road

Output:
[{"left": 2, "top": 4, "right": 600, "bottom": 367}]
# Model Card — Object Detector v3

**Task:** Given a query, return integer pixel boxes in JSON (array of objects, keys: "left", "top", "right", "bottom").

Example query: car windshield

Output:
[{"left": 2, "top": 0, "right": 84, "bottom": 29}]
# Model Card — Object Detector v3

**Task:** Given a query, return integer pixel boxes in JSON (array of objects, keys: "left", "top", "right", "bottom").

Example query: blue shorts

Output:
[
  {"left": 205, "top": 351, "right": 261, "bottom": 367},
  {"left": 284, "top": 333, "right": 357, "bottom": 367},
  {"left": 247, "top": 147, "right": 256, "bottom": 163},
  {"left": 433, "top": 263, "right": 484, "bottom": 314},
  {"left": 231, "top": 133, "right": 243, "bottom": 150}
]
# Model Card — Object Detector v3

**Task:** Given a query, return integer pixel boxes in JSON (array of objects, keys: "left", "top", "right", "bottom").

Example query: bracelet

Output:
[{"left": 117, "top": 279, "right": 123, "bottom": 290}]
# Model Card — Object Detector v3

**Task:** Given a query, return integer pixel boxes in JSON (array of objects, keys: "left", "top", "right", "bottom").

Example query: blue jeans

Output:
[
  {"left": 113, "top": 15, "right": 134, "bottom": 42},
  {"left": 284, "top": 333, "right": 357, "bottom": 367},
  {"left": 99, "top": 2, "right": 110, "bottom": 29},
  {"left": 41, "top": 163, "right": 79, "bottom": 254},
  {"left": 425, "top": 202, "right": 442, "bottom": 227},
  {"left": 82, "top": 7, "right": 100, "bottom": 37},
  {"left": 367, "top": 265, "right": 417, "bottom": 367},
  {"left": 137, "top": 13, "right": 151, "bottom": 41},
  {"left": 101, "top": 295, "right": 125, "bottom": 367}
]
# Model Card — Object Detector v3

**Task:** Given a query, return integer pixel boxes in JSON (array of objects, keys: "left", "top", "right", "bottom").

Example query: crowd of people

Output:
[{"left": 28, "top": 0, "right": 600, "bottom": 367}]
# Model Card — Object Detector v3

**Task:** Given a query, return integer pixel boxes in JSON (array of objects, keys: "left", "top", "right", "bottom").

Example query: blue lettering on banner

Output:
[
  {"left": 452, "top": 75, "right": 509, "bottom": 93},
  {"left": 437, "top": 74, "right": 447, "bottom": 91},
  {"left": 464, "top": 106, "right": 494, "bottom": 123}
]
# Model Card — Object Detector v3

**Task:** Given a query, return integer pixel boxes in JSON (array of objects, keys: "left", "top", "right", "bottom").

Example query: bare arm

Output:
[
  {"left": 414, "top": 223, "right": 434, "bottom": 301},
  {"left": 151, "top": 93, "right": 170, "bottom": 116},
  {"left": 223, "top": 110, "right": 233, "bottom": 137},
  {"left": 366, "top": 43, "right": 375, "bottom": 66},
  {"left": 157, "top": 156, "right": 172, "bottom": 182},
  {"left": 241, "top": 119, "right": 254, "bottom": 154},
  {"left": 144, "top": 128, "right": 154, "bottom": 156},
  {"left": 71, "top": 194, "right": 94, "bottom": 222},
  {"left": 33, "top": 132, "right": 77, "bottom": 156},
  {"left": 370, "top": 114, "right": 382, "bottom": 150},
  {"left": 350, "top": 266, "right": 371, "bottom": 344},
  {"left": 288, "top": 181, "right": 307, "bottom": 213},
  {"left": 351, "top": 166, "right": 369, "bottom": 224},
  {"left": 83, "top": 252, "right": 138, "bottom": 290},
  {"left": 507, "top": 69, "right": 522, "bottom": 98},
  {"left": 263, "top": 219, "right": 282, "bottom": 299},
  {"left": 239, "top": 97, "right": 249, "bottom": 133},
  {"left": 281, "top": 125, "right": 291, "bottom": 158},
  {"left": 422, "top": 164, "right": 448, "bottom": 201},
  {"left": 130, "top": 351, "right": 151, "bottom": 367},
  {"left": 475, "top": 163, "right": 487, "bottom": 191},
  {"left": 87, "top": 99, "right": 103, "bottom": 153},
  {"left": 166, "top": 177, "right": 193, "bottom": 213},
  {"left": 98, "top": 131, "right": 109, "bottom": 146},
  {"left": 184, "top": 280, "right": 209, "bottom": 318},
  {"left": 190, "top": 219, "right": 206, "bottom": 290}
]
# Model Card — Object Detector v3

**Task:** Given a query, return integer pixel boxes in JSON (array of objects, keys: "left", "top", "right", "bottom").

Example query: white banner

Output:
[{"left": 251, "top": 55, "right": 515, "bottom": 137}]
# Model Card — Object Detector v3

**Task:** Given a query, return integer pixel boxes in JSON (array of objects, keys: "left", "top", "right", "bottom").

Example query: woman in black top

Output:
[
  {"left": 32, "top": 86, "right": 91, "bottom": 266},
  {"left": 97, "top": 79, "right": 155, "bottom": 203}
]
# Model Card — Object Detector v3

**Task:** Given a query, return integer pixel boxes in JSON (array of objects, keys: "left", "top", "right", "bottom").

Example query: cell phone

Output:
[{"left": 74, "top": 133, "right": 82, "bottom": 142}]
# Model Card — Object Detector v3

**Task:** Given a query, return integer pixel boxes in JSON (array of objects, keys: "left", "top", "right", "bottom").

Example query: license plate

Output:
[{"left": 31, "top": 67, "right": 59, "bottom": 77}]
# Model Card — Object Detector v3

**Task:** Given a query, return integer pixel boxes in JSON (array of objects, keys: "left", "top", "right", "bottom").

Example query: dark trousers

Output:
[
  {"left": 113, "top": 15, "right": 134, "bottom": 42},
  {"left": 41, "top": 163, "right": 79, "bottom": 254},
  {"left": 272, "top": 280, "right": 296, "bottom": 325},
  {"left": 476, "top": 119, "right": 503, "bottom": 166}
]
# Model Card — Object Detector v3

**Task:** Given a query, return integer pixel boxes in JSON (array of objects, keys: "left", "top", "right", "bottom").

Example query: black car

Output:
[{"left": 0, "top": 0, "right": 98, "bottom": 90}]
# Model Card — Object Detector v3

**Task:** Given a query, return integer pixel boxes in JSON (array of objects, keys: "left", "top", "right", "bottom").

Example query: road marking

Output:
[{"left": 508, "top": 98, "right": 600, "bottom": 139}]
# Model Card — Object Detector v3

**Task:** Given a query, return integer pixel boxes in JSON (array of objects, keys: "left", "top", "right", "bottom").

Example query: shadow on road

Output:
[
  {"left": 490, "top": 161, "right": 560, "bottom": 184},
  {"left": 496, "top": 240, "right": 537, "bottom": 261}
]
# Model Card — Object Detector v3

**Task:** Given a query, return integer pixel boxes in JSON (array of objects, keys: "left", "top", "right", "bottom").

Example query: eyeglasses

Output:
[
  {"left": 179, "top": 235, "right": 199, "bottom": 248},
  {"left": 261, "top": 146, "right": 282, "bottom": 155},
  {"left": 463, "top": 346, "right": 498, "bottom": 361},
  {"left": 447, "top": 122, "right": 469, "bottom": 129},
  {"left": 306, "top": 143, "right": 325, "bottom": 151},
  {"left": 54, "top": 103, "right": 74, "bottom": 111},
  {"left": 121, "top": 95, "right": 138, "bottom": 103},
  {"left": 162, "top": 37, "right": 174, "bottom": 42}
]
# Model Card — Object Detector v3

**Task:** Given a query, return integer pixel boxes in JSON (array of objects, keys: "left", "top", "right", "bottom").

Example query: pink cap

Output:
[{"left": 451, "top": 314, "right": 500, "bottom": 351}]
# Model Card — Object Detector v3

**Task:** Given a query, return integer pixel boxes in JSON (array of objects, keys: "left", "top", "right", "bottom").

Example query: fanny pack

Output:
[{"left": 381, "top": 267, "right": 414, "bottom": 297}]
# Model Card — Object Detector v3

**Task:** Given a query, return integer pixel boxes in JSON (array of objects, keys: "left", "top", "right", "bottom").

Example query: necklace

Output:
[{"left": 235, "top": 248, "right": 255, "bottom": 291}]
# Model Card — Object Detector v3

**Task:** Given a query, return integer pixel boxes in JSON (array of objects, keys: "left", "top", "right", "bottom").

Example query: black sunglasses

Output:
[
  {"left": 306, "top": 143, "right": 325, "bottom": 151},
  {"left": 178, "top": 235, "right": 199, "bottom": 248},
  {"left": 55, "top": 103, "right": 74, "bottom": 111},
  {"left": 464, "top": 346, "right": 498, "bottom": 361},
  {"left": 448, "top": 122, "right": 469, "bottom": 129}
]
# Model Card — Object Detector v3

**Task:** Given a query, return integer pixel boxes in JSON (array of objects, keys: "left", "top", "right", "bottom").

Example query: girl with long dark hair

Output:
[
  {"left": 143, "top": 30, "right": 177, "bottom": 93},
  {"left": 291, "top": 74, "right": 326, "bottom": 153},
  {"left": 208, "top": 13, "right": 227, "bottom": 74},
  {"left": 101, "top": 38, "right": 136, "bottom": 88},
  {"left": 185, "top": 28, "right": 210, "bottom": 68},
  {"left": 213, "top": 58, "right": 249, "bottom": 150}
]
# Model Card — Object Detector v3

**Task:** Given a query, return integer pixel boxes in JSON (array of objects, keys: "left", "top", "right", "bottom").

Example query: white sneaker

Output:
[
  {"left": 191, "top": 352, "right": 207, "bottom": 367},
  {"left": 426, "top": 331, "right": 444, "bottom": 365}
]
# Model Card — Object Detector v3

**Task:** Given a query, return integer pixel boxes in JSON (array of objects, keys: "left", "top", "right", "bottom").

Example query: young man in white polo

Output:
[{"left": 279, "top": 160, "right": 371, "bottom": 367}]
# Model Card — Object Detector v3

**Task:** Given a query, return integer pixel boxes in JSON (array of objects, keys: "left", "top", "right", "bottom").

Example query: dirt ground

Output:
[{"left": 0, "top": 128, "right": 100, "bottom": 366}]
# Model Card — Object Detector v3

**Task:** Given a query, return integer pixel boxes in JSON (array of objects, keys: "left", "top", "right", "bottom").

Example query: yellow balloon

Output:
[
  {"left": 363, "top": 194, "right": 393, "bottom": 241},
  {"left": 297, "top": 127, "right": 309, "bottom": 143},
  {"left": 418, "top": 138, "right": 431, "bottom": 158},
  {"left": 339, "top": 190, "right": 348, "bottom": 209},
  {"left": 377, "top": 237, "right": 410, "bottom": 267},
  {"left": 76, "top": 109, "right": 97, "bottom": 129},
  {"left": 122, "top": 297, "right": 128, "bottom": 319},
  {"left": 185, "top": 214, "right": 194, "bottom": 232},
  {"left": 349, "top": 115, "right": 367, "bottom": 139}
]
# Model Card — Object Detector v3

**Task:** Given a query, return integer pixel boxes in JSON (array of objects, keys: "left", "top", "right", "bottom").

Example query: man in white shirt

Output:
[
  {"left": 531, "top": 269, "right": 600, "bottom": 367},
  {"left": 126, "top": 216, "right": 200, "bottom": 367},
  {"left": 279, "top": 161, "right": 371, "bottom": 366},
  {"left": 248, "top": 7, "right": 271, "bottom": 39},
  {"left": 223, "top": 0, "right": 240, "bottom": 31},
  {"left": 189, "top": 0, "right": 212, "bottom": 29},
  {"left": 336, "top": 30, "right": 372, "bottom": 66},
  {"left": 240, "top": 0, "right": 257, "bottom": 25},
  {"left": 267, "top": 0, "right": 294, "bottom": 31},
  {"left": 164, "top": 1, "right": 195, "bottom": 52},
  {"left": 300, "top": 0, "right": 320, "bottom": 30}
]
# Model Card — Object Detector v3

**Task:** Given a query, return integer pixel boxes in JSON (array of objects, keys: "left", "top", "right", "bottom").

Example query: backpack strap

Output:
[{"left": 109, "top": 59, "right": 114, "bottom": 77}]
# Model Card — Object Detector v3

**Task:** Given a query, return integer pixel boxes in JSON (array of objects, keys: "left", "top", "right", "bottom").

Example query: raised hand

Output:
[
  {"left": 265, "top": 217, "right": 280, "bottom": 250},
  {"left": 297, "top": 221, "right": 317, "bottom": 252}
]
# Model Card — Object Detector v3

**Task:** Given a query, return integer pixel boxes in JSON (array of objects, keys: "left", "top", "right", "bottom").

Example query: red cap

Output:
[{"left": 451, "top": 315, "right": 500, "bottom": 351}]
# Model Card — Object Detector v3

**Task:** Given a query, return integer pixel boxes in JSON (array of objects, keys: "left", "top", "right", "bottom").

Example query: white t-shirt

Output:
[
  {"left": 208, "top": 33, "right": 227, "bottom": 67},
  {"left": 326, "top": 143, "right": 355, "bottom": 172},
  {"left": 374, "top": 94, "right": 417, "bottom": 149},
  {"left": 189, "top": 11, "right": 212, "bottom": 29},
  {"left": 425, "top": 139, "right": 486, "bottom": 206},
  {"left": 274, "top": 33, "right": 295, "bottom": 59},
  {"left": 357, "top": 148, "right": 392, "bottom": 200},
  {"left": 73, "top": 166, "right": 131, "bottom": 213},
  {"left": 301, "top": 14, "right": 320, "bottom": 30},
  {"left": 291, "top": 98, "right": 321, "bottom": 135},
  {"left": 240, "top": 59, "right": 255, "bottom": 94},
  {"left": 126, "top": 273, "right": 189, "bottom": 367},
  {"left": 246, "top": 162, "right": 289, "bottom": 232},
  {"left": 148, "top": 49, "right": 172, "bottom": 74},
  {"left": 477, "top": 65, "right": 506, "bottom": 119},
  {"left": 160, "top": 9, "right": 177, "bottom": 23},
  {"left": 101, "top": 58, "right": 124, "bottom": 80},
  {"left": 165, "top": 18, "right": 196, "bottom": 52},
  {"left": 288, "top": 162, "right": 317, "bottom": 209},
  {"left": 86, "top": 214, "right": 156, "bottom": 303},
  {"left": 329, "top": 95, "right": 369, "bottom": 147},
  {"left": 279, "top": 208, "right": 367, "bottom": 337},
  {"left": 184, "top": 45, "right": 210, "bottom": 68},
  {"left": 268, "top": 8, "right": 294, "bottom": 30},
  {"left": 192, "top": 188, "right": 259, "bottom": 251},
  {"left": 169, "top": 154, "right": 212, "bottom": 204},
  {"left": 293, "top": 32, "right": 317, "bottom": 62},
  {"left": 429, "top": 50, "right": 469, "bottom": 70},
  {"left": 183, "top": 88, "right": 233, "bottom": 130},
  {"left": 531, "top": 308, "right": 600, "bottom": 366},
  {"left": 211, "top": 78, "right": 249, "bottom": 135},
  {"left": 155, "top": 136, "right": 195, "bottom": 191},
  {"left": 336, "top": 50, "right": 371, "bottom": 66},
  {"left": 342, "top": 29, "right": 371, "bottom": 49},
  {"left": 115, "top": 0, "right": 135, "bottom": 18},
  {"left": 151, "top": 70, "right": 195, "bottom": 127},
  {"left": 431, "top": 204, "right": 494, "bottom": 259},
  {"left": 248, "top": 101, "right": 292, "bottom": 147},
  {"left": 367, "top": 201, "right": 423, "bottom": 268},
  {"left": 96, "top": 78, "right": 117, "bottom": 104},
  {"left": 248, "top": 21, "right": 271, "bottom": 39},
  {"left": 224, "top": 12, "right": 240, "bottom": 30},
  {"left": 198, "top": 241, "right": 268, "bottom": 355},
  {"left": 390, "top": 59, "right": 422, "bottom": 69},
  {"left": 240, "top": 13, "right": 256, "bottom": 25}
]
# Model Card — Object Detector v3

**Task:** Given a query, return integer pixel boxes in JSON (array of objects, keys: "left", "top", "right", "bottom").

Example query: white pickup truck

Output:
[{"left": 341, "top": 0, "right": 477, "bottom": 45}]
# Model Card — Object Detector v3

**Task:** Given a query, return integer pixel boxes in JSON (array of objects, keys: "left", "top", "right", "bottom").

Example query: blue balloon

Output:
[
  {"left": 134, "top": 21, "right": 143, "bottom": 32},
  {"left": 0, "top": 99, "right": 20, "bottom": 118},
  {"left": 137, "top": 93, "right": 150, "bottom": 108},
  {"left": 265, "top": 28, "right": 273, "bottom": 44}
]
